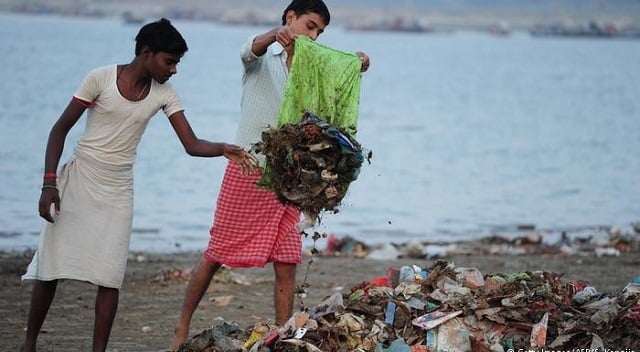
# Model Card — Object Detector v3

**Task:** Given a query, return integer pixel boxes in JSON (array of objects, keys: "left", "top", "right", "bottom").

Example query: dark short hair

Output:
[
  {"left": 135, "top": 18, "right": 188, "bottom": 56},
  {"left": 281, "top": 0, "right": 330, "bottom": 26}
]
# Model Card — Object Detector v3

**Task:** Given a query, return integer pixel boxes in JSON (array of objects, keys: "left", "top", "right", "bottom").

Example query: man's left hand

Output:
[{"left": 356, "top": 52, "right": 370, "bottom": 72}]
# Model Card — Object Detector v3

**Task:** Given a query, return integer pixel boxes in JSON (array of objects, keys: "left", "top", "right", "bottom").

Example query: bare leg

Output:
[
  {"left": 169, "top": 258, "right": 222, "bottom": 351},
  {"left": 273, "top": 262, "right": 296, "bottom": 325},
  {"left": 21, "top": 279, "right": 58, "bottom": 352},
  {"left": 92, "top": 286, "right": 119, "bottom": 352}
]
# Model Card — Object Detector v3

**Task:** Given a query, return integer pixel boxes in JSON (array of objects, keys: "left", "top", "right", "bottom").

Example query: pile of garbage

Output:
[
  {"left": 252, "top": 112, "right": 367, "bottom": 225},
  {"left": 177, "top": 260, "right": 640, "bottom": 351}
]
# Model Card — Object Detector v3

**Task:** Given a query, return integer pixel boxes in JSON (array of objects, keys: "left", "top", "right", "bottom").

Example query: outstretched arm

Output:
[
  {"left": 40, "top": 98, "right": 87, "bottom": 222},
  {"left": 168, "top": 111, "right": 257, "bottom": 174}
]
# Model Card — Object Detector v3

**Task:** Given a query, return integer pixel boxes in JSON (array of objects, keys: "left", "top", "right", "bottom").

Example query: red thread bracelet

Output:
[{"left": 43, "top": 173, "right": 57, "bottom": 179}]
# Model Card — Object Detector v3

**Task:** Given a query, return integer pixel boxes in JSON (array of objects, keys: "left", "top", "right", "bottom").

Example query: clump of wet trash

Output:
[
  {"left": 251, "top": 112, "right": 368, "bottom": 226},
  {"left": 177, "top": 259, "right": 640, "bottom": 351}
]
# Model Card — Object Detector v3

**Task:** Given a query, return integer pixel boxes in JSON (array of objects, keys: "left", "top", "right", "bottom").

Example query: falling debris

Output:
[{"left": 252, "top": 112, "right": 368, "bottom": 225}]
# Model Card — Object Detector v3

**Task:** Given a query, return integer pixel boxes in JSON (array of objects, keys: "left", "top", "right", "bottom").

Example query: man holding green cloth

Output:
[{"left": 170, "top": 1, "right": 370, "bottom": 349}]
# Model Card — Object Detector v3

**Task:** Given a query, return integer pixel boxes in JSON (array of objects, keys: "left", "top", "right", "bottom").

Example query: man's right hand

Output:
[
  {"left": 39, "top": 187, "right": 60, "bottom": 223},
  {"left": 276, "top": 26, "right": 296, "bottom": 56}
]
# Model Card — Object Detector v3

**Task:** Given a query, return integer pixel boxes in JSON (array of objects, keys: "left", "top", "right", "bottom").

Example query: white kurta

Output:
[{"left": 23, "top": 65, "right": 184, "bottom": 288}]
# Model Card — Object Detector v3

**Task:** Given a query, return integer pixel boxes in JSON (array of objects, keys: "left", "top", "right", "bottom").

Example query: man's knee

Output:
[{"left": 273, "top": 262, "right": 297, "bottom": 281}]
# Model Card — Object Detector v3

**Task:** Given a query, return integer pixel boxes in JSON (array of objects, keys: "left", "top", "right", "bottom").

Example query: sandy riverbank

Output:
[{"left": 1, "top": 247, "right": 639, "bottom": 351}]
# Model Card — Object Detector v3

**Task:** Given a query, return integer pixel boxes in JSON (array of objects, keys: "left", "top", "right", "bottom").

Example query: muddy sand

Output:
[{"left": 1, "top": 248, "right": 639, "bottom": 351}]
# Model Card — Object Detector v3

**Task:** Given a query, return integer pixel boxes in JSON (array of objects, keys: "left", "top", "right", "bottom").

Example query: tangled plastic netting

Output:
[{"left": 252, "top": 112, "right": 369, "bottom": 225}]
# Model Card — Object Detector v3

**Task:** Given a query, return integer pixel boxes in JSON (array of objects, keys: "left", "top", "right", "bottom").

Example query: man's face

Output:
[
  {"left": 146, "top": 51, "right": 182, "bottom": 84},
  {"left": 285, "top": 11, "right": 327, "bottom": 41}
]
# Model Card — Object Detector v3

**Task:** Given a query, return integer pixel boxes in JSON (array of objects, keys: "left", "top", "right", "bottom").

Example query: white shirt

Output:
[
  {"left": 73, "top": 65, "right": 184, "bottom": 168},
  {"left": 235, "top": 35, "right": 289, "bottom": 165}
]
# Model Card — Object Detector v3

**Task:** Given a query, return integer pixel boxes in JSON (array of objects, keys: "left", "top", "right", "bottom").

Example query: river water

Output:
[{"left": 1, "top": 13, "right": 639, "bottom": 252}]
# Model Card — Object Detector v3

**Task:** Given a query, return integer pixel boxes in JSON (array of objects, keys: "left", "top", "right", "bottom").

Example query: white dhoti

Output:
[{"left": 23, "top": 153, "right": 134, "bottom": 289}]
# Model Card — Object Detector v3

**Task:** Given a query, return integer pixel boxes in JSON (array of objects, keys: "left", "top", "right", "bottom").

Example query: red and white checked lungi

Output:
[{"left": 204, "top": 162, "right": 302, "bottom": 267}]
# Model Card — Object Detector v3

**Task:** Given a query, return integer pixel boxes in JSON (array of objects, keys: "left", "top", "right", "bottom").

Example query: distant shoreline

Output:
[{"left": 2, "top": 0, "right": 640, "bottom": 38}]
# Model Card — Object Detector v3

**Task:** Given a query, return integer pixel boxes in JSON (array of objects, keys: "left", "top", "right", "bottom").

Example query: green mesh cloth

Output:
[{"left": 276, "top": 36, "right": 362, "bottom": 136}]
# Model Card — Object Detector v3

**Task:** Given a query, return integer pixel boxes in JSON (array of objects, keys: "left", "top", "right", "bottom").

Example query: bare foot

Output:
[{"left": 169, "top": 326, "right": 188, "bottom": 352}]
